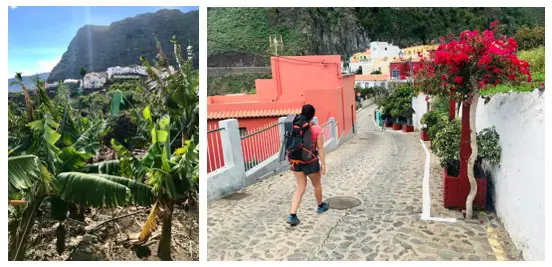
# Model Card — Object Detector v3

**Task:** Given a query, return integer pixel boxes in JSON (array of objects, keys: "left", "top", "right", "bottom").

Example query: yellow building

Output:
[
  {"left": 350, "top": 50, "right": 371, "bottom": 63},
  {"left": 402, "top": 44, "right": 437, "bottom": 57}
]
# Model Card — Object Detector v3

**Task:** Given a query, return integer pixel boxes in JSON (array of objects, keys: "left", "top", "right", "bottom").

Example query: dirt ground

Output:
[{"left": 19, "top": 203, "right": 199, "bottom": 261}]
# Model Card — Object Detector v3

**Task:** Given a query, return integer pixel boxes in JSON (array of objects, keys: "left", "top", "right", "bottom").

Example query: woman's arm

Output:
[{"left": 317, "top": 134, "right": 326, "bottom": 175}]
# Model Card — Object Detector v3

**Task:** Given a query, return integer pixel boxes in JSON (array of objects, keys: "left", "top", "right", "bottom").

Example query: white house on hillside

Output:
[
  {"left": 83, "top": 72, "right": 106, "bottom": 89},
  {"left": 369, "top": 42, "right": 401, "bottom": 60}
]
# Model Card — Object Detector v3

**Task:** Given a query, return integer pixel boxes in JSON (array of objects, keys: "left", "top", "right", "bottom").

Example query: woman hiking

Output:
[{"left": 287, "top": 104, "right": 329, "bottom": 226}]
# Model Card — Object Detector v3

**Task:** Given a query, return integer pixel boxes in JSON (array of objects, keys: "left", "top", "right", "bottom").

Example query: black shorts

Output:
[{"left": 291, "top": 160, "right": 321, "bottom": 175}]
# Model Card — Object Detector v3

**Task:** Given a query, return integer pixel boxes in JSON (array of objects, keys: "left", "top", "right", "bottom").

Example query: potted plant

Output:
[
  {"left": 414, "top": 21, "right": 530, "bottom": 218},
  {"left": 432, "top": 120, "right": 501, "bottom": 210},
  {"left": 420, "top": 110, "right": 447, "bottom": 141}
]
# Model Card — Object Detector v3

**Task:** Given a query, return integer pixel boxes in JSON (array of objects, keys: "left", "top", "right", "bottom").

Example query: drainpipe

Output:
[{"left": 274, "top": 57, "right": 282, "bottom": 101}]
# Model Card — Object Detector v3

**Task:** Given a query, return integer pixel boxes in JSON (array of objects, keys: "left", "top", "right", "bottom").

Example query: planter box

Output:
[
  {"left": 443, "top": 167, "right": 487, "bottom": 210},
  {"left": 392, "top": 123, "right": 402, "bottom": 130},
  {"left": 402, "top": 125, "right": 414, "bottom": 132},
  {"left": 385, "top": 121, "right": 393, "bottom": 127},
  {"left": 420, "top": 130, "right": 430, "bottom": 141}
]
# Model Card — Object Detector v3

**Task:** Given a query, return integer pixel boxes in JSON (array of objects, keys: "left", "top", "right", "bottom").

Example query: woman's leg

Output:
[
  {"left": 290, "top": 171, "right": 307, "bottom": 214},
  {"left": 308, "top": 171, "right": 323, "bottom": 205}
]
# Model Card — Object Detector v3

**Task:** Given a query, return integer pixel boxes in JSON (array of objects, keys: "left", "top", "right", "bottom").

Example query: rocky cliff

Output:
[{"left": 48, "top": 9, "right": 198, "bottom": 82}]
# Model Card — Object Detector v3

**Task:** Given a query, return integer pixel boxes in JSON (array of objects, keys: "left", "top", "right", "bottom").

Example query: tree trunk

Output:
[
  {"left": 56, "top": 222, "right": 66, "bottom": 255},
  {"left": 9, "top": 199, "right": 41, "bottom": 261},
  {"left": 465, "top": 92, "right": 480, "bottom": 219},
  {"left": 157, "top": 200, "right": 174, "bottom": 260}
]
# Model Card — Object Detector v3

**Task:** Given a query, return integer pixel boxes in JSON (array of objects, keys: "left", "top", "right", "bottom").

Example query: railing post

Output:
[
  {"left": 218, "top": 119, "right": 245, "bottom": 174},
  {"left": 278, "top": 117, "right": 287, "bottom": 162},
  {"left": 329, "top": 117, "right": 337, "bottom": 139}
]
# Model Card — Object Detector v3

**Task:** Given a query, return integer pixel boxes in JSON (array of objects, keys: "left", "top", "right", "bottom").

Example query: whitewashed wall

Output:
[
  {"left": 411, "top": 93, "right": 429, "bottom": 130},
  {"left": 411, "top": 90, "right": 545, "bottom": 260},
  {"left": 474, "top": 90, "right": 545, "bottom": 261}
]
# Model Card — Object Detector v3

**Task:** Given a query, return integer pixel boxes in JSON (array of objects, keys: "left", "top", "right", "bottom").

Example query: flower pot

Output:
[
  {"left": 420, "top": 130, "right": 430, "bottom": 141},
  {"left": 385, "top": 121, "right": 393, "bottom": 127},
  {"left": 443, "top": 166, "right": 487, "bottom": 210},
  {"left": 402, "top": 125, "right": 414, "bottom": 132},
  {"left": 392, "top": 123, "right": 402, "bottom": 130}
]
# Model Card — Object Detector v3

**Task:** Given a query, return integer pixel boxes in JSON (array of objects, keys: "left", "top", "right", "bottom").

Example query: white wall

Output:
[
  {"left": 411, "top": 93, "right": 429, "bottom": 130},
  {"left": 474, "top": 90, "right": 545, "bottom": 261},
  {"left": 412, "top": 90, "right": 545, "bottom": 260}
]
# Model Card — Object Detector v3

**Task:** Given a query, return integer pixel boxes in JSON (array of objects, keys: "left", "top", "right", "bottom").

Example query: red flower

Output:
[
  {"left": 454, "top": 76, "right": 463, "bottom": 84},
  {"left": 400, "top": 75, "right": 406, "bottom": 80},
  {"left": 440, "top": 74, "right": 447, "bottom": 81},
  {"left": 490, "top": 20, "right": 500, "bottom": 28}
]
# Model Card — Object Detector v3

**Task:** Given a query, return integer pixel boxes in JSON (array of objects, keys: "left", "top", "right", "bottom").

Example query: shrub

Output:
[
  {"left": 515, "top": 25, "right": 545, "bottom": 51},
  {"left": 518, "top": 46, "right": 544, "bottom": 80},
  {"left": 432, "top": 119, "right": 461, "bottom": 167},
  {"left": 432, "top": 121, "right": 502, "bottom": 167},
  {"left": 420, "top": 110, "right": 447, "bottom": 132},
  {"left": 477, "top": 126, "right": 501, "bottom": 165}
]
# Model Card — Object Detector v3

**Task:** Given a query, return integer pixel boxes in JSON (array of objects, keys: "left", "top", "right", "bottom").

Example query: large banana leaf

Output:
[
  {"left": 73, "top": 120, "right": 106, "bottom": 153},
  {"left": 55, "top": 172, "right": 131, "bottom": 208},
  {"left": 98, "top": 174, "right": 153, "bottom": 206},
  {"left": 87, "top": 159, "right": 121, "bottom": 175},
  {"left": 8, "top": 155, "right": 42, "bottom": 196},
  {"left": 111, "top": 139, "right": 148, "bottom": 179}
]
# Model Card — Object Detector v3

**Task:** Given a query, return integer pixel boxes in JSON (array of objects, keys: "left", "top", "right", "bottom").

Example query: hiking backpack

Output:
[{"left": 282, "top": 114, "right": 317, "bottom": 164}]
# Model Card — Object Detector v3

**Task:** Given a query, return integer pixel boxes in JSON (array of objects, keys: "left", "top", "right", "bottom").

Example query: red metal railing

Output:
[
  {"left": 207, "top": 125, "right": 225, "bottom": 173},
  {"left": 240, "top": 122, "right": 281, "bottom": 171}
]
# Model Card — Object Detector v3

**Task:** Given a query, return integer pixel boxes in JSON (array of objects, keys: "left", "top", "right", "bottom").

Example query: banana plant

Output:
[
  {"left": 8, "top": 153, "right": 153, "bottom": 260},
  {"left": 95, "top": 111, "right": 197, "bottom": 260}
]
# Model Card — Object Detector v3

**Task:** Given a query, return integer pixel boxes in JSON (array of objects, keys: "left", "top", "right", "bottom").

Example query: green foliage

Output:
[
  {"left": 209, "top": 7, "right": 543, "bottom": 61},
  {"left": 55, "top": 172, "right": 152, "bottom": 207},
  {"left": 515, "top": 25, "right": 545, "bottom": 51},
  {"left": 421, "top": 110, "right": 448, "bottom": 135},
  {"left": 432, "top": 120, "right": 502, "bottom": 167},
  {"left": 208, "top": 73, "right": 271, "bottom": 96},
  {"left": 8, "top": 155, "right": 42, "bottom": 196},
  {"left": 518, "top": 46, "right": 544, "bottom": 78},
  {"left": 370, "top": 70, "right": 382, "bottom": 75},
  {"left": 432, "top": 119, "right": 462, "bottom": 167},
  {"left": 477, "top": 126, "right": 501, "bottom": 165}
]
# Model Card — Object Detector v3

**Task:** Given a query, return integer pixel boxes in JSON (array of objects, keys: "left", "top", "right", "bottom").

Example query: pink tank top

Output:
[{"left": 310, "top": 124, "right": 322, "bottom": 149}]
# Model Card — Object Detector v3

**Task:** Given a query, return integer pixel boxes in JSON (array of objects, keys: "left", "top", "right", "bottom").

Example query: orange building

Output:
[{"left": 207, "top": 55, "right": 357, "bottom": 172}]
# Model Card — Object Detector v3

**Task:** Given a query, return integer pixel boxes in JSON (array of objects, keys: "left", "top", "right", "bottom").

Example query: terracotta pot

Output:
[
  {"left": 420, "top": 130, "right": 430, "bottom": 141},
  {"left": 385, "top": 121, "right": 393, "bottom": 127},
  {"left": 392, "top": 123, "right": 402, "bottom": 130},
  {"left": 402, "top": 125, "right": 414, "bottom": 132},
  {"left": 443, "top": 167, "right": 487, "bottom": 210}
]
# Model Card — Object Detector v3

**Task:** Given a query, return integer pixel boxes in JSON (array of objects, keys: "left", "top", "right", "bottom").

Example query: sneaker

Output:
[
  {"left": 287, "top": 215, "right": 300, "bottom": 226},
  {"left": 317, "top": 202, "right": 329, "bottom": 213}
]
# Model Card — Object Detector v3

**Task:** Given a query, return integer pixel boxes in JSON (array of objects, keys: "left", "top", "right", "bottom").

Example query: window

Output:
[
  {"left": 385, "top": 47, "right": 387, "bottom": 51},
  {"left": 392, "top": 70, "right": 400, "bottom": 78},
  {"left": 239, "top": 127, "right": 247, "bottom": 136}
]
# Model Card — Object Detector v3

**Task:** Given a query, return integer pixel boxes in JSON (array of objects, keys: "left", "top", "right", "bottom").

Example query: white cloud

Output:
[{"left": 36, "top": 56, "right": 61, "bottom": 73}]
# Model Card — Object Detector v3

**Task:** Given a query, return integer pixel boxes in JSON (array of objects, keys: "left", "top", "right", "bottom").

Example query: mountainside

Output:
[
  {"left": 48, "top": 9, "right": 199, "bottom": 82},
  {"left": 207, "top": 7, "right": 544, "bottom": 67},
  {"left": 8, "top": 72, "right": 50, "bottom": 92}
]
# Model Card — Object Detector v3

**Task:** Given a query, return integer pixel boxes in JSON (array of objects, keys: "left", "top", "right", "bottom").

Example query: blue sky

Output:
[{"left": 8, "top": 6, "right": 198, "bottom": 78}]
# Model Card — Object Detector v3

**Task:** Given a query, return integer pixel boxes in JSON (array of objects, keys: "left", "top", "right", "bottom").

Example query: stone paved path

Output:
[{"left": 207, "top": 104, "right": 521, "bottom": 261}]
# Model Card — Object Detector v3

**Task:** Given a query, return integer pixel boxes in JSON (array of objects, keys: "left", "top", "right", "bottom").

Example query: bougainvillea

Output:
[
  {"left": 413, "top": 22, "right": 531, "bottom": 218},
  {"left": 414, "top": 21, "right": 531, "bottom": 100}
]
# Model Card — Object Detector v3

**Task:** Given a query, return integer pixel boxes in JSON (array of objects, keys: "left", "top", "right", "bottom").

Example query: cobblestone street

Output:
[{"left": 207, "top": 105, "right": 521, "bottom": 261}]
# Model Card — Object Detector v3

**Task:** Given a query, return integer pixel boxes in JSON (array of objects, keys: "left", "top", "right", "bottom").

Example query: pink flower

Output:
[
  {"left": 490, "top": 20, "right": 500, "bottom": 28},
  {"left": 453, "top": 76, "right": 463, "bottom": 84}
]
